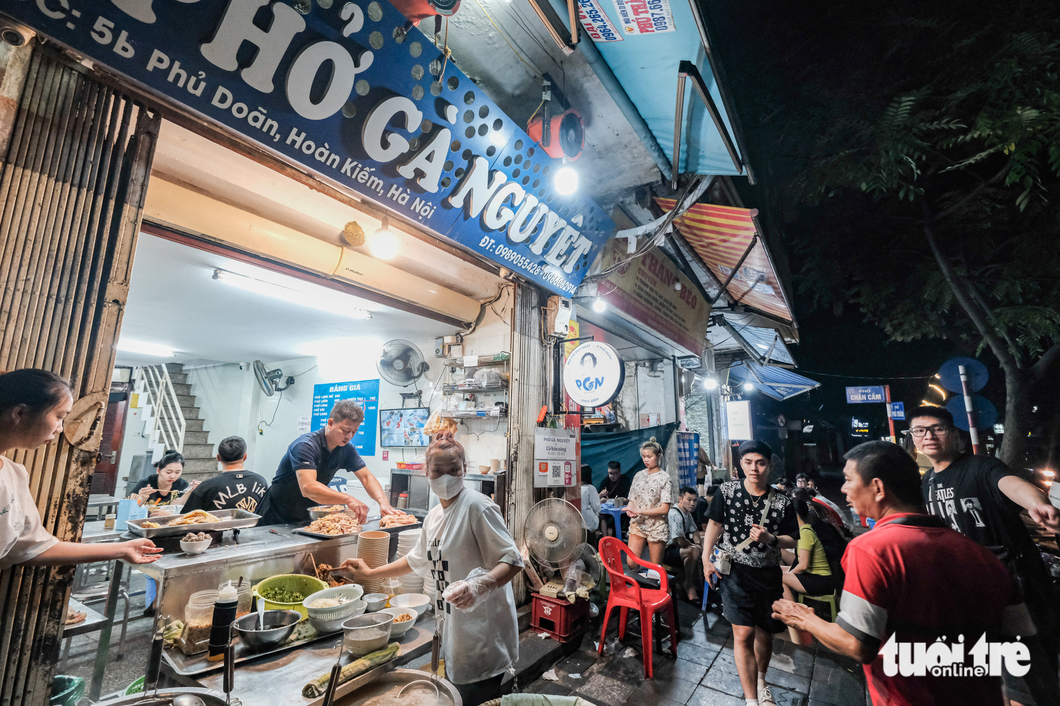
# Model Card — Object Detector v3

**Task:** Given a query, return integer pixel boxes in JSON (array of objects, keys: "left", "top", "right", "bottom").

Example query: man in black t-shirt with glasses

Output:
[
  {"left": 911, "top": 406, "right": 1060, "bottom": 705},
  {"left": 703, "top": 440, "right": 797, "bottom": 706}
]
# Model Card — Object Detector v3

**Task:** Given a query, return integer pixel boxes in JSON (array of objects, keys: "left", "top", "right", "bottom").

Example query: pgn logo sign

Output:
[
  {"left": 563, "top": 341, "right": 625, "bottom": 407},
  {"left": 576, "top": 375, "right": 606, "bottom": 392}
]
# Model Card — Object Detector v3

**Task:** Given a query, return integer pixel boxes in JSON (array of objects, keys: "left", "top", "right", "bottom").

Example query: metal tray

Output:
[
  {"left": 164, "top": 622, "right": 336, "bottom": 677},
  {"left": 331, "top": 668, "right": 460, "bottom": 706},
  {"left": 126, "top": 509, "right": 261, "bottom": 538},
  {"left": 293, "top": 518, "right": 421, "bottom": 541}
]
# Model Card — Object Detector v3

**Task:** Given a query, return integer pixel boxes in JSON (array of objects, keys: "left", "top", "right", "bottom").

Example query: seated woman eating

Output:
[
  {"left": 133, "top": 450, "right": 199, "bottom": 508},
  {"left": 338, "top": 432, "right": 522, "bottom": 705}
]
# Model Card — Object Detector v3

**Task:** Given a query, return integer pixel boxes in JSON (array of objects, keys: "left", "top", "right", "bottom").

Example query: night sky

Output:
[{"left": 701, "top": 0, "right": 1009, "bottom": 443}]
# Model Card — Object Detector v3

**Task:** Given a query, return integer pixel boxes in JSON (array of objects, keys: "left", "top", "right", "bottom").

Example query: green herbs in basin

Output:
[{"left": 259, "top": 586, "right": 307, "bottom": 603}]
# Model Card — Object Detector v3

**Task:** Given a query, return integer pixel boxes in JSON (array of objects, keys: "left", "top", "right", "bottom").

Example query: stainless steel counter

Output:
[
  {"left": 180, "top": 614, "right": 437, "bottom": 705},
  {"left": 142, "top": 525, "right": 364, "bottom": 623}
]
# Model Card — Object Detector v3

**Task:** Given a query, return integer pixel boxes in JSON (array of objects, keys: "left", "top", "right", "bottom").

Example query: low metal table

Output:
[
  {"left": 86, "top": 495, "right": 123, "bottom": 521},
  {"left": 60, "top": 598, "right": 108, "bottom": 671}
]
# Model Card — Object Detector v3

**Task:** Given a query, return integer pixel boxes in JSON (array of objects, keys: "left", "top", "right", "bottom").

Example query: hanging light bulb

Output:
[
  {"left": 370, "top": 216, "right": 398, "bottom": 260},
  {"left": 743, "top": 381, "right": 754, "bottom": 392},
  {"left": 592, "top": 297, "right": 607, "bottom": 313},
  {"left": 554, "top": 163, "right": 578, "bottom": 195},
  {"left": 703, "top": 376, "right": 718, "bottom": 390}
]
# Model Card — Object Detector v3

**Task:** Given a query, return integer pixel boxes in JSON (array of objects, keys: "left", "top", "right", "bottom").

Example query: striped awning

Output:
[
  {"left": 727, "top": 362, "right": 820, "bottom": 401},
  {"left": 656, "top": 200, "right": 793, "bottom": 323}
]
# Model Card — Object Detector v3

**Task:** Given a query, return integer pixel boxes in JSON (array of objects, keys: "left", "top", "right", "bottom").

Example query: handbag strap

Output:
[{"left": 734, "top": 489, "right": 774, "bottom": 552}]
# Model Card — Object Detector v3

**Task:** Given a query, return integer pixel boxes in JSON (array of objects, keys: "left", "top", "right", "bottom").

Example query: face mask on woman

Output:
[{"left": 429, "top": 472, "right": 464, "bottom": 500}]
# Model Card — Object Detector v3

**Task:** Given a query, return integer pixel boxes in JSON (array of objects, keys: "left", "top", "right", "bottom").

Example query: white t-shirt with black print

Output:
[{"left": 405, "top": 488, "right": 523, "bottom": 684}]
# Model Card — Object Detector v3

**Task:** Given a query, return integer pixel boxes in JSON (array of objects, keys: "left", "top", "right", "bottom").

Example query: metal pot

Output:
[{"left": 233, "top": 609, "right": 301, "bottom": 651}]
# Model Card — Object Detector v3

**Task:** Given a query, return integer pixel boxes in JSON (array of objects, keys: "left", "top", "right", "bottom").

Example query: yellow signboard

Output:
[{"left": 598, "top": 238, "right": 709, "bottom": 355}]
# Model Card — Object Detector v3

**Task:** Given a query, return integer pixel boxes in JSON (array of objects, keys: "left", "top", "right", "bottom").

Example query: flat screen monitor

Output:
[{"left": 379, "top": 407, "right": 430, "bottom": 447}]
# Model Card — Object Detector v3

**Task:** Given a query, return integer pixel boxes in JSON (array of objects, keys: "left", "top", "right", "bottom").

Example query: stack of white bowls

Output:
[
  {"left": 355, "top": 531, "right": 391, "bottom": 594},
  {"left": 395, "top": 530, "right": 425, "bottom": 594}
]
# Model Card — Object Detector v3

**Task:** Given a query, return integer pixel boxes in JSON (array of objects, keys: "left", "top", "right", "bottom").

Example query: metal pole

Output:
[
  {"left": 709, "top": 234, "right": 758, "bottom": 307},
  {"left": 672, "top": 356, "right": 683, "bottom": 430},
  {"left": 672, "top": 73, "right": 686, "bottom": 190},
  {"left": 958, "top": 365, "right": 982, "bottom": 455},
  {"left": 884, "top": 385, "right": 896, "bottom": 442}
]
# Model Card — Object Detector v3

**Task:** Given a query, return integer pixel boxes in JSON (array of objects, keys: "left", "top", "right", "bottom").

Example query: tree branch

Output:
[
  {"left": 930, "top": 165, "right": 1010, "bottom": 223},
  {"left": 1032, "top": 342, "right": 1060, "bottom": 382},
  {"left": 921, "top": 204, "right": 1017, "bottom": 371},
  {"left": 959, "top": 250, "right": 1025, "bottom": 369}
]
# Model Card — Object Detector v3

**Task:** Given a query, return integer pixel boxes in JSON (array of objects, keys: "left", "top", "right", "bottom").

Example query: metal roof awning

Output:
[
  {"left": 727, "top": 362, "right": 820, "bottom": 401},
  {"left": 548, "top": 0, "right": 749, "bottom": 180},
  {"left": 712, "top": 318, "right": 795, "bottom": 366},
  {"left": 655, "top": 199, "right": 795, "bottom": 326}
]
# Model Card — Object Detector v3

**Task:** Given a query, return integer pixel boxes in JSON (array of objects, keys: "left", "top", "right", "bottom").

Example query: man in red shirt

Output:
[{"left": 772, "top": 441, "right": 1057, "bottom": 706}]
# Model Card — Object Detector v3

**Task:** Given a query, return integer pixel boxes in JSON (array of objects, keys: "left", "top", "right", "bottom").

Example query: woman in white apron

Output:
[{"left": 340, "top": 431, "right": 522, "bottom": 704}]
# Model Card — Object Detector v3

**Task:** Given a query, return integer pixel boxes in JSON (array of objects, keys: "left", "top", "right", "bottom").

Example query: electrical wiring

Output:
[
  {"left": 461, "top": 284, "right": 509, "bottom": 337},
  {"left": 499, "top": 2, "right": 567, "bottom": 77},
  {"left": 471, "top": 0, "right": 542, "bottom": 79},
  {"left": 257, "top": 389, "right": 284, "bottom": 434},
  {"left": 585, "top": 177, "right": 707, "bottom": 282}
]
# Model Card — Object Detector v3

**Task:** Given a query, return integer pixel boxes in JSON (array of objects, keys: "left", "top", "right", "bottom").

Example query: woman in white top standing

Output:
[
  {"left": 339, "top": 431, "right": 522, "bottom": 704},
  {"left": 0, "top": 369, "right": 162, "bottom": 570},
  {"left": 580, "top": 464, "right": 600, "bottom": 533},
  {"left": 625, "top": 437, "right": 673, "bottom": 568}
]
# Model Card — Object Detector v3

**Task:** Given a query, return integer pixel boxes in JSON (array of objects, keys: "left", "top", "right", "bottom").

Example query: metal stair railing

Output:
[{"left": 137, "top": 364, "right": 186, "bottom": 453}]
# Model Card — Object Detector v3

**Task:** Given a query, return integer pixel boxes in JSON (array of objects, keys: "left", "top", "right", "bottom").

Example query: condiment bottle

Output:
[
  {"left": 397, "top": 492, "right": 408, "bottom": 509},
  {"left": 104, "top": 513, "right": 116, "bottom": 530},
  {"left": 207, "top": 581, "right": 238, "bottom": 661}
]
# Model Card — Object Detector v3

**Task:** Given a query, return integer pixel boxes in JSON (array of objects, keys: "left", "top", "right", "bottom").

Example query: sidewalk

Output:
[{"left": 520, "top": 600, "right": 869, "bottom": 706}]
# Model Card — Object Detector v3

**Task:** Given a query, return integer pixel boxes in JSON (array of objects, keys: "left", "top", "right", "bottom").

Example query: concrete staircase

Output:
[{"left": 143, "top": 363, "right": 217, "bottom": 483}]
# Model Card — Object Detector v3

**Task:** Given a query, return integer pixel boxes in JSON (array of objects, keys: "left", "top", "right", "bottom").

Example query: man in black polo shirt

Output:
[
  {"left": 703, "top": 440, "right": 797, "bottom": 706},
  {"left": 911, "top": 405, "right": 1060, "bottom": 704},
  {"left": 182, "top": 436, "right": 269, "bottom": 514},
  {"left": 259, "top": 400, "right": 398, "bottom": 525}
]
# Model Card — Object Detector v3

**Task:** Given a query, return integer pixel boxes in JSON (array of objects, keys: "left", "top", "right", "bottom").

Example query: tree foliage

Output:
[{"left": 706, "top": 0, "right": 1060, "bottom": 465}]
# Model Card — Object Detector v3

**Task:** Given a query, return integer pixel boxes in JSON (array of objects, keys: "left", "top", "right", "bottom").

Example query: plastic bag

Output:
[
  {"left": 423, "top": 410, "right": 457, "bottom": 437},
  {"left": 472, "top": 367, "right": 507, "bottom": 387},
  {"left": 442, "top": 567, "right": 497, "bottom": 611}
]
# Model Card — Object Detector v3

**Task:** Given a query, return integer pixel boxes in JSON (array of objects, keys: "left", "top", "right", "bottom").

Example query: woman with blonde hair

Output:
[{"left": 625, "top": 437, "right": 673, "bottom": 568}]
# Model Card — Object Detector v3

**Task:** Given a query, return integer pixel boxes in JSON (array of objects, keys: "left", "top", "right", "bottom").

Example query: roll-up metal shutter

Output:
[{"left": 0, "top": 48, "right": 158, "bottom": 706}]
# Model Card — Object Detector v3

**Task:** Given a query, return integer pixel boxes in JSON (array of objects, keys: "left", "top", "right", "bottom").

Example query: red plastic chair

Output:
[
  {"left": 812, "top": 498, "right": 845, "bottom": 530},
  {"left": 597, "top": 536, "right": 678, "bottom": 678}
]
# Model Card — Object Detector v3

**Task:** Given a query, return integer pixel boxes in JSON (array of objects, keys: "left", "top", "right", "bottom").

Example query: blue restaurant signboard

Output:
[{"left": 3, "top": 0, "right": 615, "bottom": 295}]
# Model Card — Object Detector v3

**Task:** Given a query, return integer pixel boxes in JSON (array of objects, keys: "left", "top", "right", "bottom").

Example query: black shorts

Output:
[
  {"left": 719, "top": 562, "right": 785, "bottom": 632},
  {"left": 663, "top": 544, "right": 684, "bottom": 569},
  {"left": 794, "top": 571, "right": 837, "bottom": 597}
]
